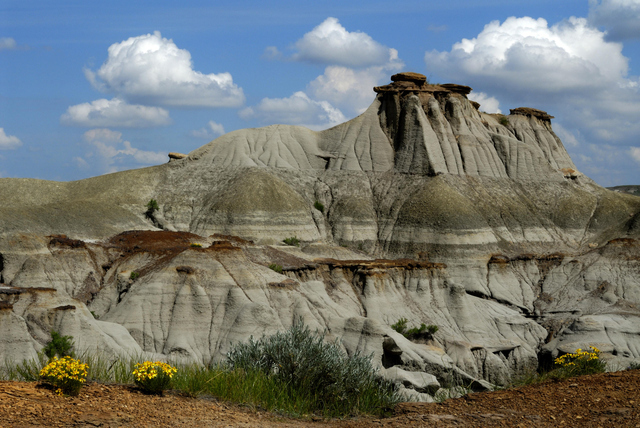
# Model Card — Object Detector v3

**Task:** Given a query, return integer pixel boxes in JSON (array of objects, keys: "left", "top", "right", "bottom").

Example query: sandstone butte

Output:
[{"left": 2, "top": 72, "right": 640, "bottom": 401}]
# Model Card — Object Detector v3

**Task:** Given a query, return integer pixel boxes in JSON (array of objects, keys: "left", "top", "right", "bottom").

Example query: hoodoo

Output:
[{"left": 1, "top": 73, "right": 640, "bottom": 399}]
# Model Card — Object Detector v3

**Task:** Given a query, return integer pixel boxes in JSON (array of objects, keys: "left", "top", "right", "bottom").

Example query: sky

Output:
[{"left": 1, "top": 0, "right": 639, "bottom": 186}]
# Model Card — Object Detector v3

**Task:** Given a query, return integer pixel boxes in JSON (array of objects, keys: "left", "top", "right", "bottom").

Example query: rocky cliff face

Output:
[{"left": 1, "top": 72, "right": 640, "bottom": 399}]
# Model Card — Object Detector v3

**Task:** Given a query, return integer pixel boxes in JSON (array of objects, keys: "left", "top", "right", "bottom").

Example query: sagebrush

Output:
[{"left": 227, "top": 321, "right": 400, "bottom": 416}]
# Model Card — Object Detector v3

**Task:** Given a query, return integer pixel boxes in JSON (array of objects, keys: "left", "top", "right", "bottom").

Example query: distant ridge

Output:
[{"left": 608, "top": 185, "right": 640, "bottom": 196}]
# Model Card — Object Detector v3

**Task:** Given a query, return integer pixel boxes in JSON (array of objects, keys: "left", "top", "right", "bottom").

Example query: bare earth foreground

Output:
[{"left": 2, "top": 370, "right": 640, "bottom": 427}]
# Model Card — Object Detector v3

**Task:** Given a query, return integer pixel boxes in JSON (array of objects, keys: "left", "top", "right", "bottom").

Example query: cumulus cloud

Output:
[
  {"left": 247, "top": 18, "right": 403, "bottom": 127},
  {"left": 0, "top": 128, "right": 22, "bottom": 149},
  {"left": 189, "top": 120, "right": 226, "bottom": 139},
  {"left": 292, "top": 17, "right": 397, "bottom": 68},
  {"left": 589, "top": 0, "right": 640, "bottom": 40},
  {"left": 85, "top": 31, "right": 245, "bottom": 108},
  {"left": 467, "top": 92, "right": 502, "bottom": 114},
  {"left": 630, "top": 146, "right": 640, "bottom": 164},
  {"left": 78, "top": 128, "right": 166, "bottom": 174},
  {"left": 0, "top": 37, "right": 17, "bottom": 51},
  {"left": 425, "top": 17, "right": 629, "bottom": 95},
  {"left": 61, "top": 98, "right": 171, "bottom": 128},
  {"left": 553, "top": 123, "right": 581, "bottom": 147},
  {"left": 424, "top": 16, "right": 640, "bottom": 153},
  {"left": 240, "top": 91, "right": 346, "bottom": 131},
  {"left": 308, "top": 62, "right": 403, "bottom": 115}
]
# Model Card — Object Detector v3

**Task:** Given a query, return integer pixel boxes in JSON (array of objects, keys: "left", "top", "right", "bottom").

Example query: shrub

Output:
[
  {"left": 391, "top": 318, "right": 408, "bottom": 335},
  {"left": 190, "top": 243, "right": 202, "bottom": 248},
  {"left": 553, "top": 346, "right": 606, "bottom": 378},
  {"left": 129, "top": 271, "right": 139, "bottom": 280},
  {"left": 391, "top": 318, "right": 437, "bottom": 340},
  {"left": 146, "top": 199, "right": 159, "bottom": 213},
  {"left": 227, "top": 321, "right": 400, "bottom": 416},
  {"left": 282, "top": 236, "right": 300, "bottom": 247},
  {"left": 43, "top": 331, "right": 74, "bottom": 360},
  {"left": 39, "top": 356, "right": 88, "bottom": 396},
  {"left": 314, "top": 201, "right": 325, "bottom": 213},
  {"left": 499, "top": 115, "right": 510, "bottom": 126},
  {"left": 268, "top": 263, "right": 283, "bottom": 274},
  {"left": 133, "top": 361, "right": 177, "bottom": 395}
]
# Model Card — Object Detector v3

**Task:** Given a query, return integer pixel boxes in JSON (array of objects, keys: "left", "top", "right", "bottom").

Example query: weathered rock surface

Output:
[{"left": 1, "top": 72, "right": 640, "bottom": 400}]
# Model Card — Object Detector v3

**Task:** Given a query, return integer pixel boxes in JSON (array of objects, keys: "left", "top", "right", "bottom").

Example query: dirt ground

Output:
[{"left": 1, "top": 370, "right": 640, "bottom": 427}]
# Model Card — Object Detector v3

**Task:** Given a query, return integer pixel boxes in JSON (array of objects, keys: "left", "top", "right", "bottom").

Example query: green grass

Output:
[
  {"left": 282, "top": 236, "right": 300, "bottom": 246},
  {"left": 391, "top": 318, "right": 438, "bottom": 340},
  {"left": 268, "top": 263, "right": 283, "bottom": 274}
]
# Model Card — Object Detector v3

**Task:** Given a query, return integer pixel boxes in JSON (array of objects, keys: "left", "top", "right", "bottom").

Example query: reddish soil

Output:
[{"left": 2, "top": 370, "right": 640, "bottom": 427}]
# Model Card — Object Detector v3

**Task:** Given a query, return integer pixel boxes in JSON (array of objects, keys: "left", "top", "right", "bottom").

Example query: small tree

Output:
[
  {"left": 43, "top": 331, "right": 74, "bottom": 360},
  {"left": 146, "top": 199, "right": 159, "bottom": 215}
]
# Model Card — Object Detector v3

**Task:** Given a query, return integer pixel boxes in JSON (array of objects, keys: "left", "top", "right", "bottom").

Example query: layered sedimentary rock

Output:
[{"left": 1, "top": 72, "right": 640, "bottom": 398}]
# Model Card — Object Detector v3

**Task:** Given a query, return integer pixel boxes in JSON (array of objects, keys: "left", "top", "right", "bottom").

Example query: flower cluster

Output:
[
  {"left": 133, "top": 361, "right": 177, "bottom": 394},
  {"left": 39, "top": 356, "right": 88, "bottom": 396},
  {"left": 554, "top": 346, "right": 606, "bottom": 376}
]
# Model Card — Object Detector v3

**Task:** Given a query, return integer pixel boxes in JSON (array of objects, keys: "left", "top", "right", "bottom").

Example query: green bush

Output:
[
  {"left": 43, "top": 331, "right": 74, "bottom": 360},
  {"left": 227, "top": 321, "right": 400, "bottom": 416},
  {"left": 314, "top": 201, "right": 325, "bottom": 213},
  {"left": 190, "top": 243, "right": 202, "bottom": 248},
  {"left": 130, "top": 271, "right": 139, "bottom": 280},
  {"left": 499, "top": 115, "right": 510, "bottom": 126},
  {"left": 268, "top": 263, "right": 283, "bottom": 274},
  {"left": 283, "top": 236, "right": 300, "bottom": 246},
  {"left": 391, "top": 318, "right": 437, "bottom": 340},
  {"left": 146, "top": 199, "right": 159, "bottom": 213}
]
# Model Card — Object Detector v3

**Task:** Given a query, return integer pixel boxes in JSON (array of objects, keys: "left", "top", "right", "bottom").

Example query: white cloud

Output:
[
  {"left": 262, "top": 46, "right": 283, "bottom": 60},
  {"left": 589, "top": 0, "right": 640, "bottom": 40},
  {"left": 189, "top": 120, "right": 226, "bottom": 139},
  {"left": 0, "top": 128, "right": 22, "bottom": 149},
  {"left": 467, "top": 92, "right": 502, "bottom": 114},
  {"left": 567, "top": 142, "right": 639, "bottom": 186},
  {"left": 85, "top": 31, "right": 245, "bottom": 108},
  {"left": 292, "top": 17, "right": 397, "bottom": 68},
  {"left": 553, "top": 123, "right": 580, "bottom": 147},
  {"left": 61, "top": 98, "right": 171, "bottom": 128},
  {"left": 425, "top": 17, "right": 629, "bottom": 94},
  {"left": 80, "top": 128, "right": 166, "bottom": 174},
  {"left": 308, "top": 56, "right": 404, "bottom": 115},
  {"left": 424, "top": 16, "right": 640, "bottom": 151},
  {"left": 239, "top": 91, "right": 347, "bottom": 131},
  {"left": 0, "top": 37, "right": 17, "bottom": 51},
  {"left": 246, "top": 18, "right": 404, "bottom": 128}
]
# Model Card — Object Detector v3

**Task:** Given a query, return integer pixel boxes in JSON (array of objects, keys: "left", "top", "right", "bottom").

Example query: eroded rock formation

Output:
[{"left": 1, "top": 72, "right": 639, "bottom": 399}]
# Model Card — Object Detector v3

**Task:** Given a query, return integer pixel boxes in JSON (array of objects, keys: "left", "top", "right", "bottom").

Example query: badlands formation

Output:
[{"left": 2, "top": 72, "right": 640, "bottom": 399}]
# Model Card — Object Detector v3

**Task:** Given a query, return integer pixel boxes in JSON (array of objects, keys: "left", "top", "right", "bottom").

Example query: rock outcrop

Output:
[{"left": 1, "top": 72, "right": 639, "bottom": 399}]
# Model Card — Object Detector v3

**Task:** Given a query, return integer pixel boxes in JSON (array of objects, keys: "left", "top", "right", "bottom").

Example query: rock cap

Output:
[
  {"left": 391, "top": 72, "right": 427, "bottom": 84},
  {"left": 509, "top": 107, "right": 554, "bottom": 121}
]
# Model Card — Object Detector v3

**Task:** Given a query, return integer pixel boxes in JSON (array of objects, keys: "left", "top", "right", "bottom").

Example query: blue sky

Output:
[{"left": 1, "top": 0, "right": 639, "bottom": 186}]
